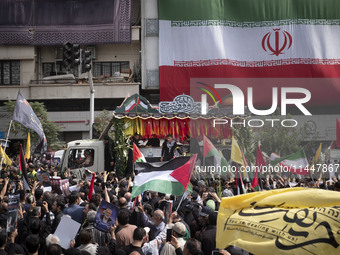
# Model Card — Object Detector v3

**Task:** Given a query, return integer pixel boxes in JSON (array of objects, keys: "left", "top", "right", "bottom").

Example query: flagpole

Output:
[
  {"left": 0, "top": 120, "right": 13, "bottom": 170},
  {"left": 201, "top": 153, "right": 205, "bottom": 181},
  {"left": 175, "top": 194, "right": 185, "bottom": 212}
]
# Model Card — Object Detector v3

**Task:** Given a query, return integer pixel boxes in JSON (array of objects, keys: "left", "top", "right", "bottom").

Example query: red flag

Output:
[
  {"left": 337, "top": 119, "right": 340, "bottom": 147},
  {"left": 88, "top": 173, "right": 96, "bottom": 201},
  {"left": 19, "top": 144, "right": 30, "bottom": 190},
  {"left": 252, "top": 145, "right": 266, "bottom": 189}
]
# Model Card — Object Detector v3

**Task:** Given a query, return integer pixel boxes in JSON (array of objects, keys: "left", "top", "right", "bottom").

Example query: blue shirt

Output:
[{"left": 63, "top": 204, "right": 84, "bottom": 223}]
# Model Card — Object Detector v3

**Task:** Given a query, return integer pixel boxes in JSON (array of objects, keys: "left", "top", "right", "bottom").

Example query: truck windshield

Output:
[{"left": 68, "top": 148, "right": 94, "bottom": 169}]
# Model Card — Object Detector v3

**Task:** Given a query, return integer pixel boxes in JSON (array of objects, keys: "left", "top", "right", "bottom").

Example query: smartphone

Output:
[
  {"left": 211, "top": 250, "right": 221, "bottom": 255},
  {"left": 166, "top": 228, "right": 172, "bottom": 242}
]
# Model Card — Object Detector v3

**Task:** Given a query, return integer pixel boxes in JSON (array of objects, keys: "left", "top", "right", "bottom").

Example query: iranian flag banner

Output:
[
  {"left": 158, "top": 0, "right": 340, "bottom": 103},
  {"left": 270, "top": 150, "right": 309, "bottom": 175},
  {"left": 131, "top": 155, "right": 196, "bottom": 198}
]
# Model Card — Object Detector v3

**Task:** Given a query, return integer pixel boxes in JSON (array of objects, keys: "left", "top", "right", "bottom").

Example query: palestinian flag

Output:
[
  {"left": 133, "top": 142, "right": 146, "bottom": 163},
  {"left": 131, "top": 155, "right": 197, "bottom": 198},
  {"left": 159, "top": 0, "right": 340, "bottom": 105},
  {"left": 203, "top": 135, "right": 228, "bottom": 170},
  {"left": 19, "top": 144, "right": 30, "bottom": 190},
  {"left": 271, "top": 150, "right": 309, "bottom": 175},
  {"left": 236, "top": 165, "right": 246, "bottom": 195}
]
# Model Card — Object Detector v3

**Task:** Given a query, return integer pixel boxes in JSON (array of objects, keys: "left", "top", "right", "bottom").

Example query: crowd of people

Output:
[{"left": 0, "top": 136, "right": 339, "bottom": 255}]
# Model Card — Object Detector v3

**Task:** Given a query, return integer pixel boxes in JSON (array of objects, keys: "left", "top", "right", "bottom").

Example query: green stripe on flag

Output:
[
  {"left": 131, "top": 180, "right": 185, "bottom": 198},
  {"left": 271, "top": 150, "right": 307, "bottom": 166},
  {"left": 135, "top": 157, "right": 146, "bottom": 163},
  {"left": 159, "top": 0, "right": 340, "bottom": 22}
]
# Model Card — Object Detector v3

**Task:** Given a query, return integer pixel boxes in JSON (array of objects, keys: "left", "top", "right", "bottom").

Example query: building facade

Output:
[{"left": 0, "top": 0, "right": 159, "bottom": 143}]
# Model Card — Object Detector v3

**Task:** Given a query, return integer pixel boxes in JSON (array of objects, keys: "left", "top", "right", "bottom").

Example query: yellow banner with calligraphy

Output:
[{"left": 217, "top": 188, "right": 340, "bottom": 255}]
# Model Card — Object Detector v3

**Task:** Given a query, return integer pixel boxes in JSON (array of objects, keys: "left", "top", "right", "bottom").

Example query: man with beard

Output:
[{"left": 138, "top": 205, "right": 165, "bottom": 241}]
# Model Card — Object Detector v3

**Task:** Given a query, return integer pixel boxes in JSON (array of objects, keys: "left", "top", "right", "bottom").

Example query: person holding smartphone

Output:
[{"left": 161, "top": 222, "right": 187, "bottom": 255}]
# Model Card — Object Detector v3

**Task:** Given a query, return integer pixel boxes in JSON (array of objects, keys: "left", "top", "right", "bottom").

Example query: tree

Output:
[
  {"left": 92, "top": 110, "right": 114, "bottom": 139},
  {"left": 5, "top": 100, "right": 62, "bottom": 152},
  {"left": 233, "top": 121, "right": 258, "bottom": 165},
  {"left": 93, "top": 111, "right": 130, "bottom": 177},
  {"left": 233, "top": 110, "right": 319, "bottom": 162},
  {"left": 255, "top": 118, "right": 318, "bottom": 158}
]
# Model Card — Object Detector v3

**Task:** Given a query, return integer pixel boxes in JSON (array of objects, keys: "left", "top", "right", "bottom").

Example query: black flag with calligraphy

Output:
[{"left": 12, "top": 91, "right": 47, "bottom": 154}]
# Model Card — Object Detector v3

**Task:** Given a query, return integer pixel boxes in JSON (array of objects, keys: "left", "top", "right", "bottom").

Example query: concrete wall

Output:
[
  {"left": 0, "top": 46, "right": 35, "bottom": 85},
  {"left": 0, "top": 27, "right": 141, "bottom": 86},
  {"left": 141, "top": 0, "right": 159, "bottom": 89}
]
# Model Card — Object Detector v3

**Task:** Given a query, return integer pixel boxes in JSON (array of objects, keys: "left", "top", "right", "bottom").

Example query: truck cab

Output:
[{"left": 60, "top": 139, "right": 105, "bottom": 179}]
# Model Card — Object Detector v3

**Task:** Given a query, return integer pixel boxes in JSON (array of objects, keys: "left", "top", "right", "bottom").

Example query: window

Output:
[
  {"left": 93, "top": 61, "right": 129, "bottom": 77},
  {"left": 42, "top": 62, "right": 78, "bottom": 77},
  {"left": 0, "top": 61, "right": 20, "bottom": 85},
  {"left": 68, "top": 148, "right": 95, "bottom": 170}
]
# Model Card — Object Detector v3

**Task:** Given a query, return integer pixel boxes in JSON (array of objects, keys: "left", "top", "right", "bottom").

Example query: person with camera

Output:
[{"left": 160, "top": 222, "right": 187, "bottom": 255}]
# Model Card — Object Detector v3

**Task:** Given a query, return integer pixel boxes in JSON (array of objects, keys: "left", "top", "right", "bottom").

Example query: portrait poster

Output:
[
  {"left": 6, "top": 194, "right": 20, "bottom": 232},
  {"left": 94, "top": 200, "right": 119, "bottom": 232}
]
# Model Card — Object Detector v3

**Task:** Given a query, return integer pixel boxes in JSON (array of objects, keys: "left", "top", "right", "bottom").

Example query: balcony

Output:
[{"left": 0, "top": 78, "right": 140, "bottom": 101}]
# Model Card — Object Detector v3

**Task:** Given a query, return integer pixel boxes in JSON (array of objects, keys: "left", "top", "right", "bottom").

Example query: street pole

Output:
[{"left": 88, "top": 70, "right": 95, "bottom": 139}]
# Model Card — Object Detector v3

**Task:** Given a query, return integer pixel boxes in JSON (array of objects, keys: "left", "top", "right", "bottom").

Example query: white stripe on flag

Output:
[
  {"left": 134, "top": 170, "right": 178, "bottom": 186},
  {"left": 159, "top": 20, "right": 340, "bottom": 66}
]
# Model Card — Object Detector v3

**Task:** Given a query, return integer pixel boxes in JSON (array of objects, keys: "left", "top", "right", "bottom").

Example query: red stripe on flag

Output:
[
  {"left": 203, "top": 135, "right": 216, "bottom": 157},
  {"left": 159, "top": 65, "right": 340, "bottom": 104},
  {"left": 133, "top": 142, "right": 144, "bottom": 163},
  {"left": 170, "top": 154, "right": 197, "bottom": 192}
]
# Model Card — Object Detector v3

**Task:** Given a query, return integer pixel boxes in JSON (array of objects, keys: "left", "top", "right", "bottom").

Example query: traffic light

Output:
[
  {"left": 72, "top": 44, "right": 80, "bottom": 67},
  {"left": 63, "top": 42, "right": 73, "bottom": 69},
  {"left": 62, "top": 43, "right": 80, "bottom": 69},
  {"left": 81, "top": 50, "right": 92, "bottom": 73}
]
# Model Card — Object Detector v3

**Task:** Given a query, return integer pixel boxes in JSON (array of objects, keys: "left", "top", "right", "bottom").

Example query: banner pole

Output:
[
  {"left": 175, "top": 194, "right": 185, "bottom": 212},
  {"left": 0, "top": 120, "right": 13, "bottom": 169}
]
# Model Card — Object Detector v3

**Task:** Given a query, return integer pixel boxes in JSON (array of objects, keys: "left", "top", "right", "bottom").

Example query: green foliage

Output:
[
  {"left": 4, "top": 100, "right": 62, "bottom": 151},
  {"left": 113, "top": 119, "right": 130, "bottom": 177},
  {"left": 233, "top": 122, "right": 258, "bottom": 165},
  {"left": 233, "top": 111, "right": 319, "bottom": 162},
  {"left": 93, "top": 110, "right": 114, "bottom": 139},
  {"left": 93, "top": 112, "right": 130, "bottom": 177},
  {"left": 255, "top": 116, "right": 318, "bottom": 157}
]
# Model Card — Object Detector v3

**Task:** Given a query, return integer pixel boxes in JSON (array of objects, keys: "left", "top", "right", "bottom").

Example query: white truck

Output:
[
  {"left": 58, "top": 139, "right": 165, "bottom": 179},
  {"left": 59, "top": 139, "right": 105, "bottom": 179}
]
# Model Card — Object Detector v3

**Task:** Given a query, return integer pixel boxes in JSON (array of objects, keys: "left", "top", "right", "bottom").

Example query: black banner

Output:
[
  {"left": 13, "top": 92, "right": 47, "bottom": 154},
  {"left": 0, "top": 0, "right": 131, "bottom": 45}
]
